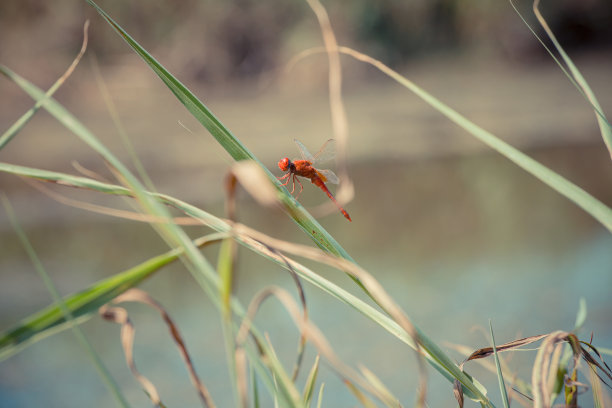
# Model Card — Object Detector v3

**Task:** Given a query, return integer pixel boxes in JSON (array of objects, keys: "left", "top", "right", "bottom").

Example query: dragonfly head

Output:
[{"left": 278, "top": 157, "right": 291, "bottom": 171}]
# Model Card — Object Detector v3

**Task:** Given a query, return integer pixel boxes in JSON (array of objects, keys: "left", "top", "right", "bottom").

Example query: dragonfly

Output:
[{"left": 277, "top": 139, "right": 352, "bottom": 222}]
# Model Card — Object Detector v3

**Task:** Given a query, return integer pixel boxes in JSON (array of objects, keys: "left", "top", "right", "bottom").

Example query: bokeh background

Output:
[{"left": 1, "top": 0, "right": 611, "bottom": 406}]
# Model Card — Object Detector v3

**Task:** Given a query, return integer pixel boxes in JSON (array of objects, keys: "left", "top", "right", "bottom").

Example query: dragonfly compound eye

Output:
[{"left": 278, "top": 157, "right": 290, "bottom": 171}]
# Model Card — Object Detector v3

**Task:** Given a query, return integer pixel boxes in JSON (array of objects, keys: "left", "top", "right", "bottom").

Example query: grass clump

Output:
[{"left": 0, "top": 0, "right": 610, "bottom": 406}]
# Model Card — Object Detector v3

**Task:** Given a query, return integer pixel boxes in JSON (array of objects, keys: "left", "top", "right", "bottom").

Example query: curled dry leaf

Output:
[
  {"left": 99, "top": 300, "right": 162, "bottom": 406},
  {"left": 234, "top": 286, "right": 402, "bottom": 407},
  {"left": 263, "top": 245, "right": 308, "bottom": 382},
  {"left": 457, "top": 330, "right": 612, "bottom": 407},
  {"left": 100, "top": 288, "right": 216, "bottom": 408},
  {"left": 453, "top": 379, "right": 464, "bottom": 408},
  {"left": 464, "top": 334, "right": 550, "bottom": 363}
]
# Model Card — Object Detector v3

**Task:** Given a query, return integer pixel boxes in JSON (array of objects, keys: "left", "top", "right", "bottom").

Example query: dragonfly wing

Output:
[
  {"left": 294, "top": 139, "right": 315, "bottom": 162},
  {"left": 294, "top": 138, "right": 336, "bottom": 164},
  {"left": 317, "top": 169, "right": 339, "bottom": 184},
  {"left": 311, "top": 139, "right": 336, "bottom": 164}
]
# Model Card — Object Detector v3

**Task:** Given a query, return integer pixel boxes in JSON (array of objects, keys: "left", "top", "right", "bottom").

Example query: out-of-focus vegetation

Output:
[{"left": 2, "top": 0, "right": 611, "bottom": 86}]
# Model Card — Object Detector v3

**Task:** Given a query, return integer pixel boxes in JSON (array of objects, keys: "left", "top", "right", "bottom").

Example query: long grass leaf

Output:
[
  {"left": 217, "top": 238, "right": 241, "bottom": 407},
  {"left": 0, "top": 65, "right": 232, "bottom": 304},
  {"left": 531, "top": 0, "right": 612, "bottom": 157},
  {"left": 508, "top": 0, "right": 612, "bottom": 155},
  {"left": 1, "top": 195, "right": 131, "bottom": 408},
  {"left": 315, "top": 383, "right": 325, "bottom": 408},
  {"left": 0, "top": 163, "right": 492, "bottom": 404},
  {"left": 1, "top": 66, "right": 316, "bottom": 406},
  {"left": 0, "top": 234, "right": 225, "bottom": 362},
  {"left": 89, "top": 54, "right": 157, "bottom": 192},
  {"left": 489, "top": 321, "right": 509, "bottom": 408},
  {"left": 334, "top": 47, "right": 612, "bottom": 232},
  {"left": 302, "top": 355, "right": 320, "bottom": 406},
  {"left": 574, "top": 298, "right": 587, "bottom": 331},
  {"left": 0, "top": 22, "right": 89, "bottom": 150},
  {"left": 83, "top": 0, "right": 353, "bottom": 261}
]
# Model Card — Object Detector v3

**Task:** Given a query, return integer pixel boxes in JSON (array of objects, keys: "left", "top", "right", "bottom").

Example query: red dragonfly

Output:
[{"left": 278, "top": 139, "right": 351, "bottom": 221}]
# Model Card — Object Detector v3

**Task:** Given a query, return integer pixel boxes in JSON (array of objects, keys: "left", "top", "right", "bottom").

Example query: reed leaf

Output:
[{"left": 83, "top": 0, "right": 352, "bottom": 261}]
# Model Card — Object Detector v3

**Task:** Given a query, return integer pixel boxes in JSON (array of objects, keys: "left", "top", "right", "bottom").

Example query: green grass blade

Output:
[
  {"left": 261, "top": 335, "right": 304, "bottom": 407},
  {"left": 489, "top": 320, "right": 509, "bottom": 408},
  {"left": 1, "top": 195, "right": 131, "bottom": 408},
  {"left": 86, "top": 0, "right": 250, "bottom": 162},
  {"left": 82, "top": 0, "right": 354, "bottom": 262},
  {"left": 302, "top": 355, "right": 320, "bottom": 406},
  {"left": 0, "top": 50, "right": 494, "bottom": 402},
  {"left": 218, "top": 239, "right": 235, "bottom": 314},
  {"left": 2, "top": 64, "right": 317, "bottom": 405},
  {"left": 507, "top": 0, "right": 612, "bottom": 151},
  {"left": 89, "top": 54, "right": 157, "bottom": 192},
  {"left": 0, "top": 235, "right": 211, "bottom": 362},
  {"left": 0, "top": 65, "right": 235, "bottom": 327},
  {"left": 0, "top": 65, "right": 226, "bottom": 285},
  {"left": 0, "top": 81, "right": 58, "bottom": 150},
  {"left": 339, "top": 48, "right": 612, "bottom": 232},
  {"left": 574, "top": 298, "right": 587, "bottom": 331},
  {"left": 315, "top": 383, "right": 325, "bottom": 408},
  {"left": 217, "top": 238, "right": 241, "bottom": 407},
  {"left": 252, "top": 364, "right": 261, "bottom": 408},
  {"left": 531, "top": 0, "right": 612, "bottom": 157},
  {"left": 0, "top": 226, "right": 297, "bottom": 405},
  {"left": 0, "top": 162, "right": 493, "bottom": 404},
  {"left": 0, "top": 22, "right": 88, "bottom": 150}
]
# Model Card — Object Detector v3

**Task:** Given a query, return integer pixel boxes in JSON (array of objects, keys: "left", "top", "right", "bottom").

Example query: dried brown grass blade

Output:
[
  {"left": 235, "top": 286, "right": 401, "bottom": 406},
  {"left": 225, "top": 172, "right": 238, "bottom": 221},
  {"left": 99, "top": 298, "right": 162, "bottom": 406},
  {"left": 262, "top": 243, "right": 308, "bottom": 382},
  {"left": 230, "top": 223, "right": 427, "bottom": 400},
  {"left": 343, "top": 379, "right": 378, "bottom": 408},
  {"left": 458, "top": 333, "right": 555, "bottom": 406},
  {"left": 464, "top": 334, "right": 549, "bottom": 362},
  {"left": 23, "top": 177, "right": 202, "bottom": 226},
  {"left": 100, "top": 289, "right": 216, "bottom": 408},
  {"left": 579, "top": 340, "right": 612, "bottom": 387},
  {"left": 71, "top": 160, "right": 110, "bottom": 183},
  {"left": 453, "top": 379, "right": 464, "bottom": 408},
  {"left": 0, "top": 21, "right": 89, "bottom": 149},
  {"left": 303, "top": 0, "right": 354, "bottom": 214},
  {"left": 234, "top": 345, "right": 249, "bottom": 408},
  {"left": 230, "top": 222, "right": 428, "bottom": 400}
]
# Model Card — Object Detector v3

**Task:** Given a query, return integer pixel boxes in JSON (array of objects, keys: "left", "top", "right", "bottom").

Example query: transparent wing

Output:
[
  {"left": 294, "top": 139, "right": 315, "bottom": 162},
  {"left": 316, "top": 169, "right": 339, "bottom": 184},
  {"left": 294, "top": 138, "right": 335, "bottom": 164}
]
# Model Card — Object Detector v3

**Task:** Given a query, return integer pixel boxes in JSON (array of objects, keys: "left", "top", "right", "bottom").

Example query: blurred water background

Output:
[{"left": 1, "top": 0, "right": 611, "bottom": 406}]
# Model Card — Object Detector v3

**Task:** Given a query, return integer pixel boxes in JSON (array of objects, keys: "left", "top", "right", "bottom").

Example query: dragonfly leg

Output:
[
  {"left": 290, "top": 175, "right": 297, "bottom": 195},
  {"left": 278, "top": 173, "right": 291, "bottom": 186},
  {"left": 294, "top": 177, "right": 304, "bottom": 199}
]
